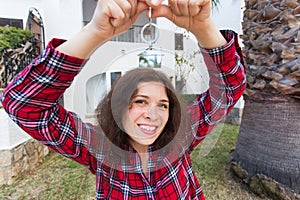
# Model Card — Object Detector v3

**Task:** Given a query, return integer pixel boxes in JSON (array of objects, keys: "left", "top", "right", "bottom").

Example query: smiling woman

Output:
[
  {"left": 123, "top": 82, "right": 169, "bottom": 148},
  {"left": 0, "top": 0, "right": 246, "bottom": 199},
  {"left": 97, "top": 68, "right": 182, "bottom": 153}
]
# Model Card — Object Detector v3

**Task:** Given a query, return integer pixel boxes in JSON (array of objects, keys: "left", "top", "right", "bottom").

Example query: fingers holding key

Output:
[
  {"left": 149, "top": 0, "right": 212, "bottom": 33},
  {"left": 168, "top": 0, "right": 207, "bottom": 16}
]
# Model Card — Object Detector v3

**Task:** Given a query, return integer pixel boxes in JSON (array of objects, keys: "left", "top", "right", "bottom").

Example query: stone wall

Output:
[
  {"left": 0, "top": 139, "right": 49, "bottom": 185},
  {"left": 228, "top": 155, "right": 300, "bottom": 200},
  {"left": 225, "top": 107, "right": 243, "bottom": 125}
]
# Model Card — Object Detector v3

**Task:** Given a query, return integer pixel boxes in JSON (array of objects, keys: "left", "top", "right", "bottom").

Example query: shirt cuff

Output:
[
  {"left": 31, "top": 38, "right": 88, "bottom": 73},
  {"left": 200, "top": 30, "right": 244, "bottom": 66}
]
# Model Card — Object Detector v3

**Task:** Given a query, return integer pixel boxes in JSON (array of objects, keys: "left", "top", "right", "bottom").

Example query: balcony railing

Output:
[
  {"left": 111, "top": 25, "right": 144, "bottom": 43},
  {"left": 0, "top": 37, "right": 41, "bottom": 89}
]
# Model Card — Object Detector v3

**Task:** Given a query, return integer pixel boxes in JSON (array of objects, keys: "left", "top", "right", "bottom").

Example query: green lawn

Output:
[{"left": 0, "top": 123, "right": 267, "bottom": 200}]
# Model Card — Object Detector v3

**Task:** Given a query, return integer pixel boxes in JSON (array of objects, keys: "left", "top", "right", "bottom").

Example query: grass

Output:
[
  {"left": 0, "top": 123, "right": 268, "bottom": 199},
  {"left": 191, "top": 123, "right": 268, "bottom": 200}
]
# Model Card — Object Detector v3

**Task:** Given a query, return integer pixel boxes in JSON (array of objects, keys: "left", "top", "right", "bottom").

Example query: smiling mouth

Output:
[{"left": 138, "top": 124, "right": 158, "bottom": 135}]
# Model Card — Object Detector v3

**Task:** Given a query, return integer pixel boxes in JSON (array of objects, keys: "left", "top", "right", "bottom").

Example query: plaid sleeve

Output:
[
  {"left": 188, "top": 30, "right": 246, "bottom": 151},
  {"left": 0, "top": 39, "right": 98, "bottom": 173}
]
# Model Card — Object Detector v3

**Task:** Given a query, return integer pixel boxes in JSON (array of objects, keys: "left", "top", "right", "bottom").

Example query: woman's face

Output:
[{"left": 122, "top": 81, "right": 169, "bottom": 151}]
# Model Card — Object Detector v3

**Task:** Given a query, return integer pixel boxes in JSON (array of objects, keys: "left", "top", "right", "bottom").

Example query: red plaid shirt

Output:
[{"left": 1, "top": 30, "right": 246, "bottom": 199}]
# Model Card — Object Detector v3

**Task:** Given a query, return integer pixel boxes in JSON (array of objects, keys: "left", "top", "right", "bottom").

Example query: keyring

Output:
[
  {"left": 141, "top": 7, "right": 160, "bottom": 46},
  {"left": 140, "top": 22, "right": 160, "bottom": 45}
]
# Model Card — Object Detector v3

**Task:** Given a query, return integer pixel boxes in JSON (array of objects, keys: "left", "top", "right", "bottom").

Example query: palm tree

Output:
[{"left": 231, "top": 0, "right": 300, "bottom": 199}]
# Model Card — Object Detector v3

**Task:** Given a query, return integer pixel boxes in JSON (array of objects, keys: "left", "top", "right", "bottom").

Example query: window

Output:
[
  {"left": 86, "top": 71, "right": 123, "bottom": 114},
  {"left": 175, "top": 33, "right": 183, "bottom": 50},
  {"left": 138, "top": 49, "right": 163, "bottom": 68},
  {"left": 110, "top": 72, "right": 121, "bottom": 86},
  {"left": 86, "top": 73, "right": 107, "bottom": 114},
  {"left": 0, "top": 18, "right": 23, "bottom": 28},
  {"left": 82, "top": 0, "right": 97, "bottom": 26}
]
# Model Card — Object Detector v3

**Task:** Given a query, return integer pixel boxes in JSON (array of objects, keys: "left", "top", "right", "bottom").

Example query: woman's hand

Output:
[
  {"left": 90, "top": 0, "right": 148, "bottom": 41},
  {"left": 146, "top": 0, "right": 227, "bottom": 49},
  {"left": 145, "top": 0, "right": 211, "bottom": 32}
]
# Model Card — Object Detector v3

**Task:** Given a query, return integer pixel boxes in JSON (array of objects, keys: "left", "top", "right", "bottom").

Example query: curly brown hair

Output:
[{"left": 96, "top": 68, "right": 184, "bottom": 150}]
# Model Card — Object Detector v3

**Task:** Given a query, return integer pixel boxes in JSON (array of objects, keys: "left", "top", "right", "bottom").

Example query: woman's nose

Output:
[{"left": 143, "top": 105, "right": 158, "bottom": 120}]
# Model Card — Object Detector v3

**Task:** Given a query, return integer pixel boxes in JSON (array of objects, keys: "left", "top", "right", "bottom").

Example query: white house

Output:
[{"left": 0, "top": 0, "right": 244, "bottom": 148}]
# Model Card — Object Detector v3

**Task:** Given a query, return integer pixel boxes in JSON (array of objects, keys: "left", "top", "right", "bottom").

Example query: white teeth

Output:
[{"left": 139, "top": 125, "right": 156, "bottom": 131}]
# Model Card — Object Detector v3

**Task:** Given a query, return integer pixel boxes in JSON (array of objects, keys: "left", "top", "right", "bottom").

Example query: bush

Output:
[{"left": 0, "top": 26, "right": 32, "bottom": 54}]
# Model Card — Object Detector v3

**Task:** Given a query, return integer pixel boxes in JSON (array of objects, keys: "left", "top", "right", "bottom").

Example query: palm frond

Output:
[{"left": 211, "top": 0, "right": 220, "bottom": 7}]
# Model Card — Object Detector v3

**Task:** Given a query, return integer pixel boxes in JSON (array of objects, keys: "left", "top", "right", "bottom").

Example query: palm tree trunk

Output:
[
  {"left": 231, "top": 0, "right": 300, "bottom": 198},
  {"left": 233, "top": 97, "right": 300, "bottom": 194}
]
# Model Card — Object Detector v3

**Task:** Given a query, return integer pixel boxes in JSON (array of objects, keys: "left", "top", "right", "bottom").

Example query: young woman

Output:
[{"left": 1, "top": 0, "right": 246, "bottom": 199}]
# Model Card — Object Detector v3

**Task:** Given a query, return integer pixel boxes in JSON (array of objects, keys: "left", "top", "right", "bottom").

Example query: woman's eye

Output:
[
  {"left": 134, "top": 100, "right": 146, "bottom": 105},
  {"left": 158, "top": 104, "right": 168, "bottom": 109}
]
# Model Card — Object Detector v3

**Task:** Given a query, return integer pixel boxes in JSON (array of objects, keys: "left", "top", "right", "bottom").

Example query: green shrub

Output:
[{"left": 0, "top": 26, "right": 32, "bottom": 54}]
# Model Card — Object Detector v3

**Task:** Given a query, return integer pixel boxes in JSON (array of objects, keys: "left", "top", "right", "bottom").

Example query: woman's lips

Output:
[{"left": 138, "top": 124, "right": 158, "bottom": 135}]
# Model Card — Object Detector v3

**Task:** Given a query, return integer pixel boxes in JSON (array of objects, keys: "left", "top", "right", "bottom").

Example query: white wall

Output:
[{"left": 0, "top": 109, "right": 31, "bottom": 150}]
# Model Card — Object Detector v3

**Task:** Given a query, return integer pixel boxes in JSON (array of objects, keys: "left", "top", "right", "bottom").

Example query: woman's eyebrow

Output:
[
  {"left": 133, "top": 95, "right": 169, "bottom": 103},
  {"left": 160, "top": 99, "right": 169, "bottom": 103},
  {"left": 132, "top": 94, "right": 149, "bottom": 99}
]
